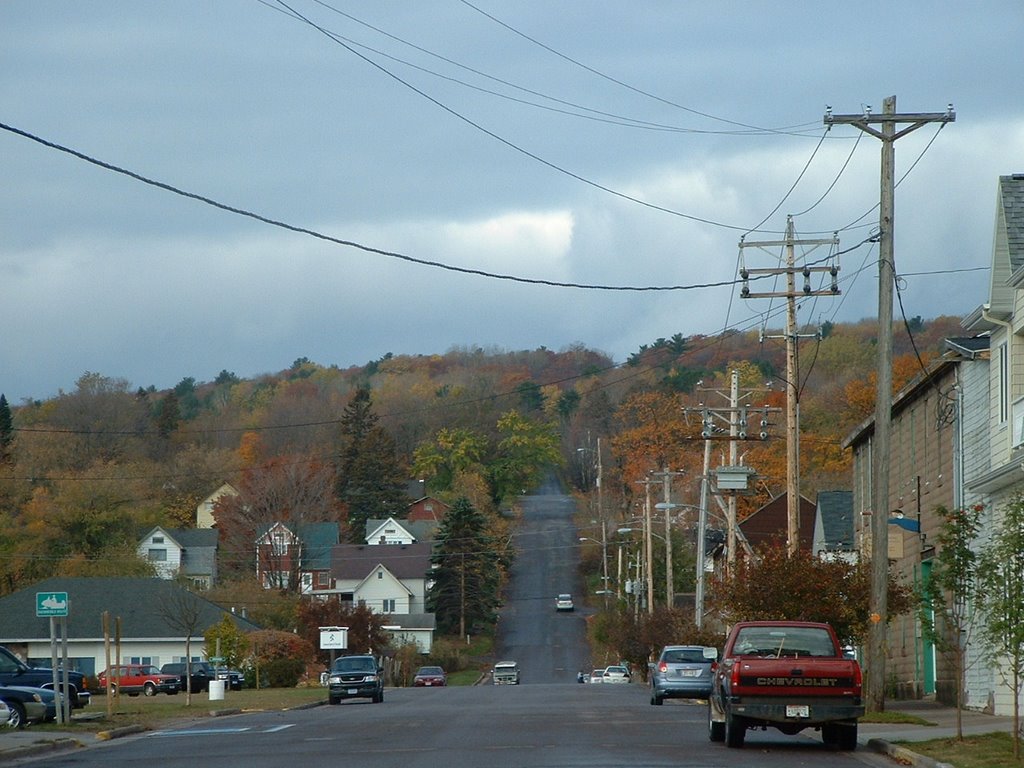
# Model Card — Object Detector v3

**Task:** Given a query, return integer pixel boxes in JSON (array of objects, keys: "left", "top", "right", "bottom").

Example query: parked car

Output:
[
  {"left": 555, "top": 594, "right": 574, "bottom": 611},
  {"left": 98, "top": 664, "right": 180, "bottom": 696},
  {"left": 221, "top": 668, "right": 244, "bottom": 691},
  {"left": 0, "top": 645, "right": 90, "bottom": 709},
  {"left": 0, "top": 685, "right": 48, "bottom": 729},
  {"left": 327, "top": 655, "right": 383, "bottom": 704},
  {"left": 589, "top": 668, "right": 606, "bottom": 684},
  {"left": 602, "top": 665, "right": 630, "bottom": 683},
  {"left": 160, "top": 662, "right": 214, "bottom": 693},
  {"left": 412, "top": 666, "right": 447, "bottom": 687},
  {"left": 650, "top": 645, "right": 717, "bottom": 705}
]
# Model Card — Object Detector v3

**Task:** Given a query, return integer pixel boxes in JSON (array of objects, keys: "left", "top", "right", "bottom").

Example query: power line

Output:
[
  {"left": 297, "top": 0, "right": 822, "bottom": 138},
  {"left": 457, "top": 0, "right": 817, "bottom": 137},
  {"left": 0, "top": 120, "right": 764, "bottom": 291},
  {"left": 273, "top": 1, "right": 788, "bottom": 235}
]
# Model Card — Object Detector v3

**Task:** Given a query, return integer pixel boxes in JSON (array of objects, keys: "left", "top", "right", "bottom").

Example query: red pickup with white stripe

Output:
[{"left": 708, "top": 620, "right": 863, "bottom": 750}]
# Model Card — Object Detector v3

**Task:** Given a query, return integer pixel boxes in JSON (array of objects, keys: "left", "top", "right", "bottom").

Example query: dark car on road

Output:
[
  {"left": 650, "top": 645, "right": 717, "bottom": 705},
  {"left": 412, "top": 666, "right": 447, "bottom": 687},
  {"left": 327, "top": 655, "right": 383, "bottom": 704}
]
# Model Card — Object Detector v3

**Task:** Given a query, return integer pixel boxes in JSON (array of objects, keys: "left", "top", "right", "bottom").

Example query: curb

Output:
[
  {"left": 96, "top": 723, "right": 148, "bottom": 741},
  {"left": 866, "top": 738, "right": 954, "bottom": 768},
  {"left": 1, "top": 737, "right": 83, "bottom": 761}
]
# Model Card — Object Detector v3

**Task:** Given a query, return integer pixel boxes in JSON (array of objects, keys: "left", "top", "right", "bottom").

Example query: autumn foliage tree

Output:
[
  {"left": 295, "top": 597, "right": 390, "bottom": 666},
  {"left": 713, "top": 542, "right": 915, "bottom": 646}
]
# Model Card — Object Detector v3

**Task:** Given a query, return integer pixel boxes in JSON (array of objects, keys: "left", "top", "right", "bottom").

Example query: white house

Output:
[
  {"left": 137, "top": 526, "right": 219, "bottom": 589},
  {"left": 959, "top": 172, "right": 1024, "bottom": 715},
  {"left": 328, "top": 542, "right": 435, "bottom": 652}
]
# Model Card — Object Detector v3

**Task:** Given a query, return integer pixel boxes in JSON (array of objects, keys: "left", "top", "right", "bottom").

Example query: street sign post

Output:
[
  {"left": 36, "top": 592, "right": 69, "bottom": 617},
  {"left": 319, "top": 626, "right": 348, "bottom": 650}
]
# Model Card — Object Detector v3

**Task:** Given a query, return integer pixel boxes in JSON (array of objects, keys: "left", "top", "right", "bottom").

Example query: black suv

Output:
[
  {"left": 161, "top": 662, "right": 214, "bottom": 693},
  {"left": 160, "top": 662, "right": 243, "bottom": 692},
  {"left": 327, "top": 655, "right": 383, "bottom": 704}
]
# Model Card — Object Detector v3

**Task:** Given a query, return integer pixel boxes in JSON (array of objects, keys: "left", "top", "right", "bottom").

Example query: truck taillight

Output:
[
  {"left": 853, "top": 663, "right": 862, "bottom": 688},
  {"left": 730, "top": 663, "right": 741, "bottom": 686},
  {"left": 658, "top": 662, "right": 668, "bottom": 673}
]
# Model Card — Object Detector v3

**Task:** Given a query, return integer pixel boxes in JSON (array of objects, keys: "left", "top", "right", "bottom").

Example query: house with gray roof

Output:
[
  {"left": 365, "top": 517, "right": 438, "bottom": 546},
  {"left": 958, "top": 172, "right": 1024, "bottom": 715},
  {"left": 256, "top": 521, "right": 339, "bottom": 595},
  {"left": 137, "top": 526, "right": 219, "bottom": 589},
  {"left": 328, "top": 542, "right": 436, "bottom": 652},
  {"left": 0, "top": 577, "right": 260, "bottom": 677}
]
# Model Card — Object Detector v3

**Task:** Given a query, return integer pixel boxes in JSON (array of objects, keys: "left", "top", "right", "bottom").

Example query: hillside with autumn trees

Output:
[{"left": 0, "top": 314, "right": 966, "bottom": 601}]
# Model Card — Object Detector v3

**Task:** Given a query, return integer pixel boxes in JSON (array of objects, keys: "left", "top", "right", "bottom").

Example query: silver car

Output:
[{"left": 650, "top": 645, "right": 717, "bottom": 705}]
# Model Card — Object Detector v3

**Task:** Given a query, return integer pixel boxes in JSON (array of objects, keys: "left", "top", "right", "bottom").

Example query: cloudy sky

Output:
[{"left": 3, "top": 1, "right": 1022, "bottom": 403}]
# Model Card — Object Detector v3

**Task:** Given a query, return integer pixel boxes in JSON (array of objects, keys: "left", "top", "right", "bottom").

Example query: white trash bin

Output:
[{"left": 208, "top": 680, "right": 225, "bottom": 701}]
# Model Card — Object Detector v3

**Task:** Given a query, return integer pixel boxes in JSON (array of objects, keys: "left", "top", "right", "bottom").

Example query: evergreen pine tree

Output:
[
  {"left": 336, "top": 387, "right": 409, "bottom": 542},
  {"left": 0, "top": 394, "right": 12, "bottom": 465},
  {"left": 427, "top": 497, "right": 502, "bottom": 636}
]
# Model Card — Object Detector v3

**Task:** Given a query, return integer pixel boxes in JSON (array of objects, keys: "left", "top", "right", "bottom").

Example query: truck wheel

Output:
[
  {"left": 724, "top": 709, "right": 745, "bottom": 748},
  {"left": 373, "top": 690, "right": 384, "bottom": 703},
  {"left": 650, "top": 692, "right": 663, "bottom": 705},
  {"left": 708, "top": 701, "right": 725, "bottom": 742},
  {"left": 144, "top": 682, "right": 157, "bottom": 697}
]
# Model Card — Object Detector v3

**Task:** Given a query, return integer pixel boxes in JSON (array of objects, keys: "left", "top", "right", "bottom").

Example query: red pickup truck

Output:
[{"left": 708, "top": 620, "right": 863, "bottom": 750}]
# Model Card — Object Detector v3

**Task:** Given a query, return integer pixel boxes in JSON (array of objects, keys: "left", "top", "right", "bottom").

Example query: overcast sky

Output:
[{"left": 2, "top": 1, "right": 1022, "bottom": 403}]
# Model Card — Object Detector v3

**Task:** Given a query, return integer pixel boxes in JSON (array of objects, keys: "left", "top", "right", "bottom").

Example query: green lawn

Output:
[{"left": 899, "top": 733, "right": 1022, "bottom": 768}]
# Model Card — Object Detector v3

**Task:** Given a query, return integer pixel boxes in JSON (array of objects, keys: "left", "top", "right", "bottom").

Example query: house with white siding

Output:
[{"left": 959, "top": 172, "right": 1024, "bottom": 715}]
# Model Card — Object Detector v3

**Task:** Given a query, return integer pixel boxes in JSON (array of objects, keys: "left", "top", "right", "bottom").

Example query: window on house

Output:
[
  {"left": 130, "top": 656, "right": 154, "bottom": 666},
  {"left": 148, "top": 548, "right": 168, "bottom": 562},
  {"left": 272, "top": 531, "right": 289, "bottom": 555},
  {"left": 382, "top": 599, "right": 396, "bottom": 613},
  {"left": 153, "top": 536, "right": 164, "bottom": 544},
  {"left": 377, "top": 570, "right": 384, "bottom": 579},
  {"left": 317, "top": 571, "right": 330, "bottom": 587}
]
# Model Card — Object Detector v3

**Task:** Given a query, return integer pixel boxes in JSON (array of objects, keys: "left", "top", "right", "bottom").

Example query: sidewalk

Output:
[{"left": 858, "top": 700, "right": 1016, "bottom": 767}]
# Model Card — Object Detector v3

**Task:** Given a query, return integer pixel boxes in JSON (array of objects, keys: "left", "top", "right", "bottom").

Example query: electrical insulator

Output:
[{"left": 701, "top": 408, "right": 713, "bottom": 439}]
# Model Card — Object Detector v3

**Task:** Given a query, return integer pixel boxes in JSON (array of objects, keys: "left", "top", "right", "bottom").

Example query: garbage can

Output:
[{"left": 208, "top": 680, "right": 225, "bottom": 701}]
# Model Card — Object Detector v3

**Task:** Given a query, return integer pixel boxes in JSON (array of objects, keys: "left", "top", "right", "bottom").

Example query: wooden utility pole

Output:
[
  {"left": 825, "top": 97, "right": 955, "bottom": 712},
  {"left": 740, "top": 216, "right": 838, "bottom": 555}
]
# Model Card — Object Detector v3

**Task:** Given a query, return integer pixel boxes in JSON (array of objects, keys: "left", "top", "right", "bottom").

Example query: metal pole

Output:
[
  {"left": 663, "top": 467, "right": 673, "bottom": 609},
  {"left": 645, "top": 480, "right": 654, "bottom": 614},
  {"left": 695, "top": 439, "right": 712, "bottom": 628},
  {"left": 727, "top": 370, "right": 739, "bottom": 573}
]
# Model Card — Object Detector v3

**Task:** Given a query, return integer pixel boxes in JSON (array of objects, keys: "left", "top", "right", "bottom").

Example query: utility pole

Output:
[
  {"left": 634, "top": 476, "right": 657, "bottom": 614},
  {"left": 652, "top": 468, "right": 685, "bottom": 608},
  {"left": 694, "top": 438, "right": 711, "bottom": 628},
  {"left": 824, "top": 97, "right": 955, "bottom": 712},
  {"left": 740, "top": 216, "right": 839, "bottom": 555}
]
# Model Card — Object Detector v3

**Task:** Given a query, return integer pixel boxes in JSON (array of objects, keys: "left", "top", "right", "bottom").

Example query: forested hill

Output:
[{"left": 0, "top": 314, "right": 967, "bottom": 593}]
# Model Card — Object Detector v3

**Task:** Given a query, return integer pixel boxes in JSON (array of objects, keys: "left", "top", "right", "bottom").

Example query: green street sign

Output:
[
  {"left": 36, "top": 591, "right": 69, "bottom": 617},
  {"left": 209, "top": 657, "right": 224, "bottom": 663}
]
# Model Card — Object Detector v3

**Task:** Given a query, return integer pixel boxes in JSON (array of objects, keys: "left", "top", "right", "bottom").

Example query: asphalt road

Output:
[
  {"left": 495, "top": 478, "right": 592, "bottom": 682},
  {"left": 19, "top": 686, "right": 894, "bottom": 768},
  {"left": 14, "top": 482, "right": 896, "bottom": 767}
]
